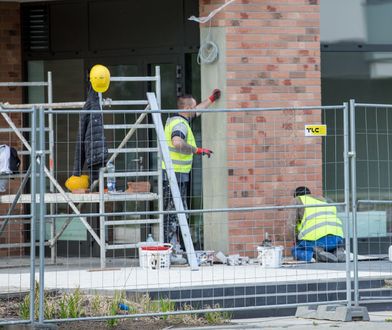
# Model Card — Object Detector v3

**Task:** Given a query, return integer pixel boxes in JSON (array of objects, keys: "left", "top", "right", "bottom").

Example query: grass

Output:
[
  {"left": 16, "top": 286, "right": 231, "bottom": 327},
  {"left": 204, "top": 305, "right": 232, "bottom": 325}
]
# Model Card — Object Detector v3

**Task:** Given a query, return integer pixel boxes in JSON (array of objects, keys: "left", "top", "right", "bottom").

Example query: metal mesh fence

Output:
[
  {"left": 350, "top": 102, "right": 392, "bottom": 307},
  {"left": 1, "top": 69, "right": 391, "bottom": 326},
  {"left": 0, "top": 100, "right": 362, "bottom": 326}
]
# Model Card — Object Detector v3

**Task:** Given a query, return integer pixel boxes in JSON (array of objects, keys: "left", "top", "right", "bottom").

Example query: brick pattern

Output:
[
  {"left": 200, "top": 0, "right": 322, "bottom": 255},
  {"left": 0, "top": 3, "right": 25, "bottom": 256}
]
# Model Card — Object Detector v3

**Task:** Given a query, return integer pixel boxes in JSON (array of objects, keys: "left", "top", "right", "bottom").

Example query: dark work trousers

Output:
[{"left": 163, "top": 179, "right": 189, "bottom": 250}]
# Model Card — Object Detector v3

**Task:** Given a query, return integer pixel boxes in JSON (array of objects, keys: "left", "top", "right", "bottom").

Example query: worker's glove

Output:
[
  {"left": 208, "top": 89, "right": 221, "bottom": 103},
  {"left": 196, "top": 147, "right": 213, "bottom": 158}
]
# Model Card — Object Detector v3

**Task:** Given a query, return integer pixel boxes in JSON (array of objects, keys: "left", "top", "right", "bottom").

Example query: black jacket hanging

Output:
[{"left": 72, "top": 84, "right": 108, "bottom": 176}]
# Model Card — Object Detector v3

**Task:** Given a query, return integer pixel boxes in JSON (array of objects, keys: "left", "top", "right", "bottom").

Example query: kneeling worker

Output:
[{"left": 290, "top": 186, "right": 345, "bottom": 262}]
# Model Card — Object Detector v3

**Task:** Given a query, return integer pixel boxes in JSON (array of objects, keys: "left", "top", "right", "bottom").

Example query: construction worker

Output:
[
  {"left": 289, "top": 186, "right": 346, "bottom": 263},
  {"left": 163, "top": 89, "right": 221, "bottom": 257}
]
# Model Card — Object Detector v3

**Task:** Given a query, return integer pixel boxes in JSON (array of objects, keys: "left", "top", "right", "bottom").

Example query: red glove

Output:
[
  {"left": 196, "top": 147, "right": 213, "bottom": 158},
  {"left": 208, "top": 89, "right": 221, "bottom": 103}
]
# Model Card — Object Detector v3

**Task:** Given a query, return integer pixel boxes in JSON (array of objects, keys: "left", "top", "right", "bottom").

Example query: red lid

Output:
[{"left": 141, "top": 245, "right": 170, "bottom": 251}]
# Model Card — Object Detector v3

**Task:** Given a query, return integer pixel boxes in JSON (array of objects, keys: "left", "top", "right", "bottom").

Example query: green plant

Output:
[
  {"left": 91, "top": 293, "right": 102, "bottom": 316},
  {"left": 58, "top": 294, "right": 68, "bottom": 319},
  {"left": 204, "top": 305, "right": 231, "bottom": 325},
  {"left": 44, "top": 298, "right": 56, "bottom": 320},
  {"left": 386, "top": 317, "right": 392, "bottom": 322},
  {"left": 67, "top": 288, "right": 83, "bottom": 318},
  {"left": 139, "top": 293, "right": 152, "bottom": 312},
  {"left": 159, "top": 298, "right": 175, "bottom": 320},
  {"left": 18, "top": 281, "right": 40, "bottom": 320},
  {"left": 106, "top": 291, "right": 124, "bottom": 328},
  {"left": 19, "top": 295, "right": 30, "bottom": 320}
]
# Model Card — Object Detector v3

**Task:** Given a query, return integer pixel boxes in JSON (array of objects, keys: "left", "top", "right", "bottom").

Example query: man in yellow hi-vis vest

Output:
[
  {"left": 163, "top": 90, "right": 221, "bottom": 258},
  {"left": 290, "top": 186, "right": 345, "bottom": 263}
]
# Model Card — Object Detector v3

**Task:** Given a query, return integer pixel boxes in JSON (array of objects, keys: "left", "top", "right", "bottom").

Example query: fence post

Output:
[
  {"left": 30, "top": 107, "right": 37, "bottom": 324},
  {"left": 38, "top": 106, "right": 46, "bottom": 324},
  {"left": 349, "top": 99, "right": 359, "bottom": 306},
  {"left": 343, "top": 102, "right": 352, "bottom": 306}
]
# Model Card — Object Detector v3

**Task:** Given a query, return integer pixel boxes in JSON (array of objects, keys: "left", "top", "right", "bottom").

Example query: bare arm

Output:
[
  {"left": 287, "top": 198, "right": 302, "bottom": 242},
  {"left": 172, "top": 136, "right": 197, "bottom": 154},
  {"left": 195, "top": 89, "right": 221, "bottom": 116},
  {"left": 195, "top": 98, "right": 213, "bottom": 111}
]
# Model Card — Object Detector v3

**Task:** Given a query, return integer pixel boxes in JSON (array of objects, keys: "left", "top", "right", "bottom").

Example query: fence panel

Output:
[
  {"left": 0, "top": 103, "right": 356, "bottom": 326},
  {"left": 0, "top": 107, "right": 36, "bottom": 326},
  {"left": 351, "top": 102, "right": 392, "bottom": 307}
]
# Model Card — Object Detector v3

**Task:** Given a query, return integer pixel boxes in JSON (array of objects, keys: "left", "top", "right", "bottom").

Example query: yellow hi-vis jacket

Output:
[
  {"left": 296, "top": 195, "right": 344, "bottom": 241},
  {"left": 163, "top": 116, "right": 196, "bottom": 174}
]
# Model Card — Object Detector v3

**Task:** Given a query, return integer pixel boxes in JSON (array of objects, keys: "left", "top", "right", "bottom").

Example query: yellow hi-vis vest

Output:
[
  {"left": 296, "top": 195, "right": 344, "bottom": 241},
  {"left": 163, "top": 116, "right": 196, "bottom": 174}
]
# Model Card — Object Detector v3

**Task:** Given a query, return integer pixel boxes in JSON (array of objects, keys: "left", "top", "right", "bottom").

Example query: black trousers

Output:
[{"left": 163, "top": 180, "right": 189, "bottom": 249}]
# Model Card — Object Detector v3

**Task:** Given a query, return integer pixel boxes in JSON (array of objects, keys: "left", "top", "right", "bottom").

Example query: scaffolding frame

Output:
[{"left": 0, "top": 67, "right": 170, "bottom": 267}]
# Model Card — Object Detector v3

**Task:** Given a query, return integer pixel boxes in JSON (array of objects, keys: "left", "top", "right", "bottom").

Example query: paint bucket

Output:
[
  {"left": 257, "top": 246, "right": 283, "bottom": 268},
  {"left": 139, "top": 244, "right": 172, "bottom": 270}
]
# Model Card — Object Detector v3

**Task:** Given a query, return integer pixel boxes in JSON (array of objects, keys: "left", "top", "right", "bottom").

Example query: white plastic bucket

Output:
[
  {"left": 257, "top": 246, "right": 283, "bottom": 268},
  {"left": 139, "top": 243, "right": 172, "bottom": 270}
]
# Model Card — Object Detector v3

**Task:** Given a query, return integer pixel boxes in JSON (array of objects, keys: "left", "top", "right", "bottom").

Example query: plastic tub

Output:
[
  {"left": 257, "top": 246, "right": 283, "bottom": 268},
  {"left": 139, "top": 243, "right": 172, "bottom": 270}
]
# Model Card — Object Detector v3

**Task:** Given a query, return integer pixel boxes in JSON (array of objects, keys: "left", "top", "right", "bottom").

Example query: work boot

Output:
[
  {"left": 313, "top": 246, "right": 338, "bottom": 263},
  {"left": 334, "top": 247, "right": 346, "bottom": 263}
]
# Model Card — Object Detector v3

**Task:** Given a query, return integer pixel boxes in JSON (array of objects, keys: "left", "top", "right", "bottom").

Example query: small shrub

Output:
[
  {"left": 67, "top": 288, "right": 83, "bottom": 318},
  {"left": 19, "top": 295, "right": 30, "bottom": 320},
  {"left": 58, "top": 294, "right": 68, "bottom": 319},
  {"left": 91, "top": 293, "right": 102, "bottom": 316},
  {"left": 159, "top": 298, "right": 175, "bottom": 320},
  {"left": 204, "top": 304, "right": 231, "bottom": 325},
  {"left": 106, "top": 291, "right": 124, "bottom": 328}
]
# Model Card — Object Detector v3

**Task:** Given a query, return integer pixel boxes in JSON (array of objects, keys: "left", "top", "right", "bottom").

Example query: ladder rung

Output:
[
  {"left": 104, "top": 124, "right": 154, "bottom": 129},
  {"left": 106, "top": 243, "right": 139, "bottom": 250},
  {"left": 105, "top": 219, "right": 160, "bottom": 226},
  {"left": 108, "top": 148, "right": 158, "bottom": 153},
  {"left": 103, "top": 171, "right": 158, "bottom": 178},
  {"left": 18, "top": 150, "right": 50, "bottom": 155},
  {"left": 0, "top": 128, "right": 50, "bottom": 133}
]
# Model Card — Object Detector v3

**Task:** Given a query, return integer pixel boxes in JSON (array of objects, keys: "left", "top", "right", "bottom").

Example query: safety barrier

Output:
[{"left": 0, "top": 99, "right": 390, "bottom": 327}]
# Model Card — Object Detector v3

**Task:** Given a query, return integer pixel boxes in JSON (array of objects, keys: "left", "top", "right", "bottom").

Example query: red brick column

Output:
[
  {"left": 200, "top": 0, "right": 321, "bottom": 255},
  {"left": 0, "top": 3, "right": 25, "bottom": 256}
]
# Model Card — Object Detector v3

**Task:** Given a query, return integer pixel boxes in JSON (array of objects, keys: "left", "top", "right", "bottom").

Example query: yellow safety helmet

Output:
[
  {"left": 89, "top": 64, "right": 110, "bottom": 93},
  {"left": 65, "top": 175, "right": 89, "bottom": 192}
]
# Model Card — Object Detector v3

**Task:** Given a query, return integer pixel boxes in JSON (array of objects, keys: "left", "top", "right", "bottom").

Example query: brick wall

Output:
[
  {"left": 0, "top": 2, "right": 25, "bottom": 256},
  {"left": 200, "top": 0, "right": 322, "bottom": 255}
]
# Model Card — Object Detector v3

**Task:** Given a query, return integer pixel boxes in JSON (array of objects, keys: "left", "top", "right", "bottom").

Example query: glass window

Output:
[
  {"left": 322, "top": 51, "right": 392, "bottom": 218},
  {"left": 322, "top": 52, "right": 392, "bottom": 104},
  {"left": 321, "top": 0, "right": 392, "bottom": 44}
]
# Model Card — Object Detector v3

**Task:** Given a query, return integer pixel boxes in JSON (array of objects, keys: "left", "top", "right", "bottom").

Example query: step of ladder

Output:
[
  {"left": 108, "top": 147, "right": 158, "bottom": 153},
  {"left": 104, "top": 124, "right": 155, "bottom": 129},
  {"left": 105, "top": 219, "right": 160, "bottom": 226}
]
